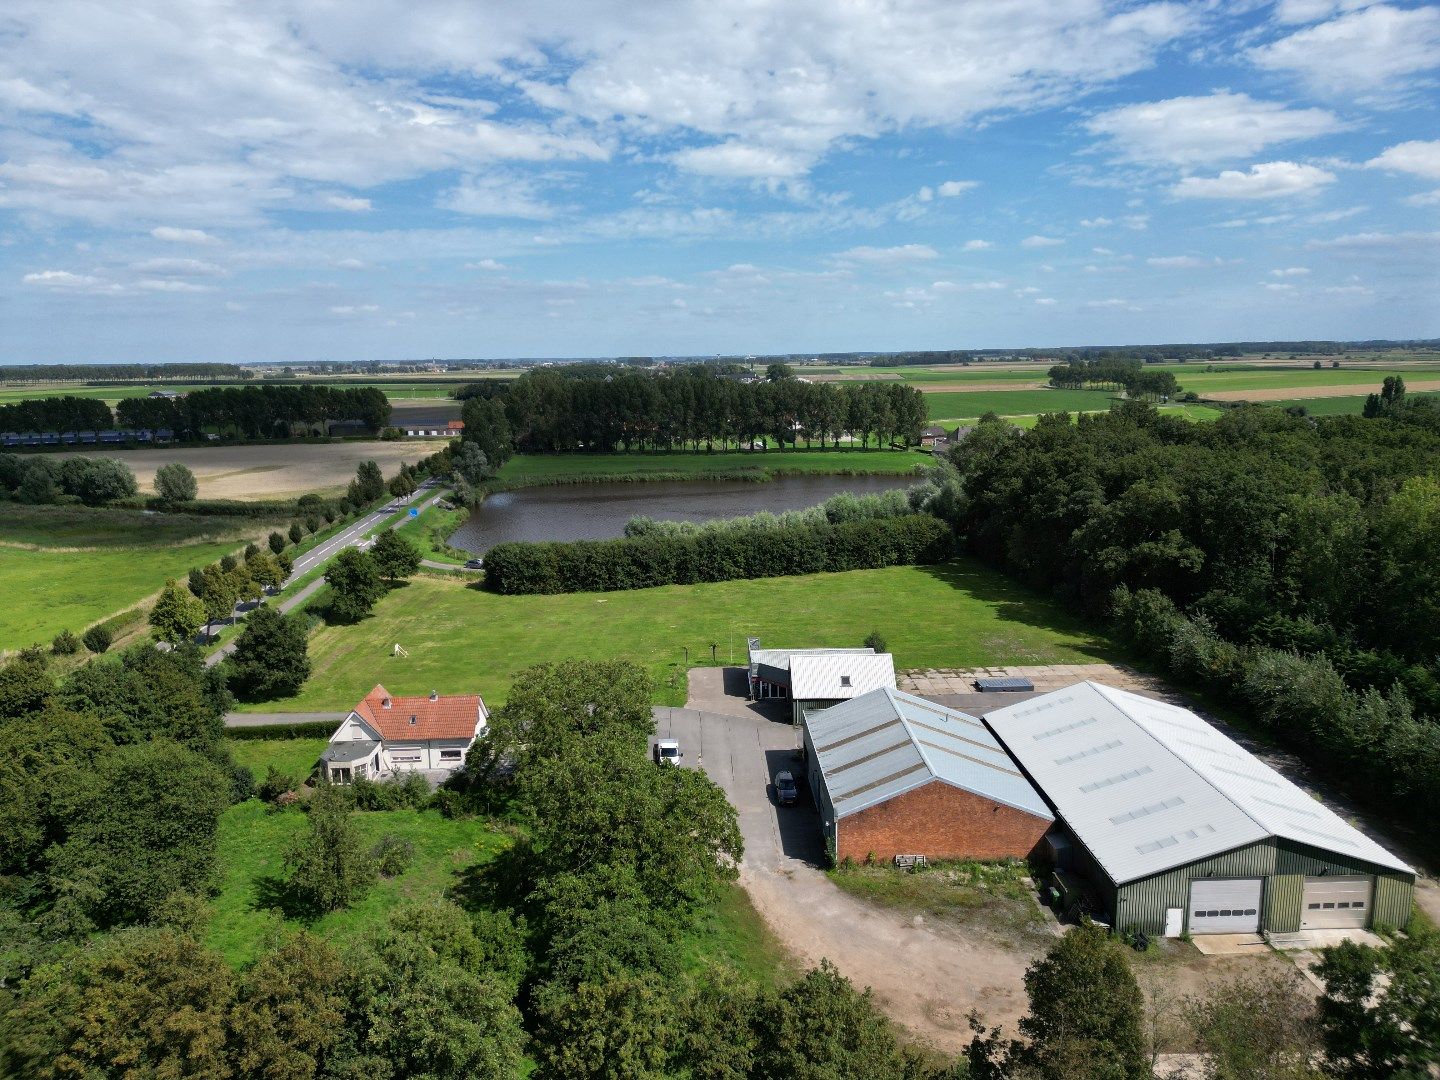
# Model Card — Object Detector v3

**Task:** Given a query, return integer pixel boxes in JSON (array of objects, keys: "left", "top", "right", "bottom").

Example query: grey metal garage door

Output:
[
  {"left": 1188, "top": 878, "right": 1263, "bottom": 934},
  {"left": 1301, "top": 876, "right": 1372, "bottom": 930}
]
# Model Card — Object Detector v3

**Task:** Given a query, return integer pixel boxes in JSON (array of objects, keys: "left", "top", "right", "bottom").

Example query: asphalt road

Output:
[{"left": 204, "top": 480, "right": 449, "bottom": 669}]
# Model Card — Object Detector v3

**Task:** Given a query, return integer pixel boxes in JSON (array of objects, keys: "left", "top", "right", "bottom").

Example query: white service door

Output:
[
  {"left": 1188, "top": 879, "right": 1263, "bottom": 934},
  {"left": 1164, "top": 907, "right": 1184, "bottom": 938},
  {"left": 1301, "top": 877, "right": 1372, "bottom": 929}
]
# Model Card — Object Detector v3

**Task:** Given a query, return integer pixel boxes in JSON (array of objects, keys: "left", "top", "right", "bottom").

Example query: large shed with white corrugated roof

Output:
[{"left": 984, "top": 681, "right": 1415, "bottom": 937}]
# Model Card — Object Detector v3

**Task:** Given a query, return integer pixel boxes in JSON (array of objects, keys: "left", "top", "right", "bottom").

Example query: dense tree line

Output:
[
  {"left": 0, "top": 363, "right": 246, "bottom": 382},
  {"left": 943, "top": 392, "right": 1440, "bottom": 818},
  {"left": 484, "top": 513, "right": 952, "bottom": 594},
  {"left": 118, "top": 384, "right": 391, "bottom": 437},
  {"left": 0, "top": 395, "right": 114, "bottom": 434},
  {"left": 457, "top": 365, "right": 929, "bottom": 453},
  {"left": 624, "top": 488, "right": 918, "bottom": 539},
  {"left": 950, "top": 400, "right": 1440, "bottom": 697},
  {"left": 1046, "top": 358, "right": 1181, "bottom": 400},
  {"left": 0, "top": 384, "right": 389, "bottom": 437}
]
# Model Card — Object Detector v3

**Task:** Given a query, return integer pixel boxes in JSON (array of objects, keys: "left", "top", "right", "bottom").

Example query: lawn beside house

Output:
[
  {"left": 238, "top": 557, "right": 1118, "bottom": 712},
  {"left": 226, "top": 737, "right": 331, "bottom": 783}
]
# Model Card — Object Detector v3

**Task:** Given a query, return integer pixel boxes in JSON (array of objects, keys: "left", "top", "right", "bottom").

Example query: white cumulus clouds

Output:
[
  {"left": 1173, "top": 161, "right": 1335, "bottom": 199},
  {"left": 1367, "top": 140, "right": 1440, "bottom": 181},
  {"left": 1085, "top": 92, "right": 1342, "bottom": 166},
  {"left": 1248, "top": 4, "right": 1440, "bottom": 98}
]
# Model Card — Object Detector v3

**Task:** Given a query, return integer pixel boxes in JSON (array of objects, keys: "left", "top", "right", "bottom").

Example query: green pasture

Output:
[
  {"left": 894, "top": 368, "right": 1050, "bottom": 385},
  {"left": 492, "top": 448, "right": 933, "bottom": 486},
  {"left": 924, "top": 388, "right": 1119, "bottom": 420},
  {"left": 0, "top": 379, "right": 461, "bottom": 406},
  {"left": 0, "top": 505, "right": 282, "bottom": 650},
  {"left": 0, "top": 383, "right": 230, "bottom": 404},
  {"left": 1172, "top": 365, "right": 1438, "bottom": 394},
  {"left": 227, "top": 737, "right": 332, "bottom": 783},
  {"left": 239, "top": 559, "right": 1118, "bottom": 713},
  {"left": 933, "top": 403, "right": 1222, "bottom": 429}
]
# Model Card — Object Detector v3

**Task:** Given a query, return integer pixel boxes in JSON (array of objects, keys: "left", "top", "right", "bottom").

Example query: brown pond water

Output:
[{"left": 450, "top": 473, "right": 916, "bottom": 552}]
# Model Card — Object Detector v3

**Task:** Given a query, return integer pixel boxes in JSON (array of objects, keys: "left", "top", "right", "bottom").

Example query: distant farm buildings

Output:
[
  {"left": 2, "top": 428, "right": 174, "bottom": 448},
  {"left": 402, "top": 420, "right": 464, "bottom": 438}
]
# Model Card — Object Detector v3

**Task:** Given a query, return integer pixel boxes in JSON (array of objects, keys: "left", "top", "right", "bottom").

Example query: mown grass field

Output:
[
  {"left": 924, "top": 388, "right": 1119, "bottom": 420},
  {"left": 0, "top": 382, "right": 231, "bottom": 404},
  {"left": 0, "top": 505, "right": 282, "bottom": 650},
  {"left": 1174, "top": 365, "right": 1439, "bottom": 395},
  {"left": 492, "top": 448, "right": 934, "bottom": 486},
  {"left": 961, "top": 403, "right": 1223, "bottom": 429},
  {"left": 242, "top": 559, "right": 1118, "bottom": 712}
]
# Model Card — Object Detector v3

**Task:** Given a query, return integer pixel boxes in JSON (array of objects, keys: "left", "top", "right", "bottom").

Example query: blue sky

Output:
[{"left": 1, "top": 0, "right": 1437, "bottom": 363}]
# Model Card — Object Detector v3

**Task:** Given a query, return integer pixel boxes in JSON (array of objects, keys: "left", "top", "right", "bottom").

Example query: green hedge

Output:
[
  {"left": 225, "top": 721, "right": 340, "bottom": 741},
  {"left": 1111, "top": 586, "right": 1440, "bottom": 823},
  {"left": 108, "top": 495, "right": 309, "bottom": 518},
  {"left": 483, "top": 514, "right": 953, "bottom": 594}
]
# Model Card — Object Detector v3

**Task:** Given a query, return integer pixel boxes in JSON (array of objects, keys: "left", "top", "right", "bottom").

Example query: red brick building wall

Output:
[{"left": 835, "top": 779, "right": 1051, "bottom": 863}]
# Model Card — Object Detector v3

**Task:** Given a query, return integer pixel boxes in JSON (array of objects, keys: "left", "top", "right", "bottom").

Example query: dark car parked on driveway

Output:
[{"left": 774, "top": 770, "right": 798, "bottom": 806}]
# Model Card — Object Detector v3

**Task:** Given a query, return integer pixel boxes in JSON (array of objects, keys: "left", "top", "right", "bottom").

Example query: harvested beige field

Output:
[
  {"left": 53, "top": 440, "right": 450, "bottom": 500},
  {"left": 1207, "top": 378, "right": 1440, "bottom": 402}
]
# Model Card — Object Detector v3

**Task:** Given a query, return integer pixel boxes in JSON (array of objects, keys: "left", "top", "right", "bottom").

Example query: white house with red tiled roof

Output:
[{"left": 321, "top": 683, "right": 488, "bottom": 783}]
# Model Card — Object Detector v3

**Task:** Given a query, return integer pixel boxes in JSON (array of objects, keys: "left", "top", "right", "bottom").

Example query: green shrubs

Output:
[
  {"left": 371, "top": 833, "right": 415, "bottom": 876},
  {"left": 484, "top": 513, "right": 953, "bottom": 594},
  {"left": 258, "top": 765, "right": 301, "bottom": 802},
  {"left": 350, "top": 771, "right": 431, "bottom": 811},
  {"left": 81, "top": 624, "right": 113, "bottom": 654},
  {"left": 1111, "top": 586, "right": 1440, "bottom": 819},
  {"left": 51, "top": 629, "right": 81, "bottom": 655}
]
